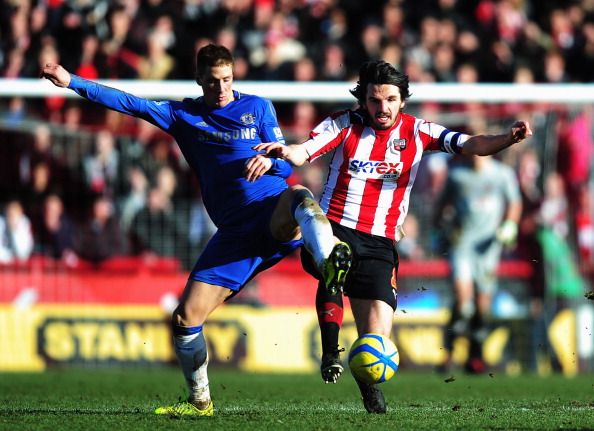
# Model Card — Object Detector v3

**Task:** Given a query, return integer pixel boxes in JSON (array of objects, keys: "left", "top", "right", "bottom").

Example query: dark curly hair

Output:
[{"left": 349, "top": 60, "right": 411, "bottom": 106}]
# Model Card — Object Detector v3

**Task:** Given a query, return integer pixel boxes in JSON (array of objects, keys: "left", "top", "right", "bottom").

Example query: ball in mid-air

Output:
[{"left": 348, "top": 333, "right": 399, "bottom": 384}]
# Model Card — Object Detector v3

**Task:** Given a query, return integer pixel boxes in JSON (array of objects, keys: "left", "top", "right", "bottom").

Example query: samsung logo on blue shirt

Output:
[{"left": 197, "top": 128, "right": 258, "bottom": 143}]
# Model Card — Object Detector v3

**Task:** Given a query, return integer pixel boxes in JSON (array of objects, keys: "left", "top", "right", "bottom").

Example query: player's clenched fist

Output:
[
  {"left": 40, "top": 63, "right": 71, "bottom": 88},
  {"left": 510, "top": 120, "right": 532, "bottom": 144}
]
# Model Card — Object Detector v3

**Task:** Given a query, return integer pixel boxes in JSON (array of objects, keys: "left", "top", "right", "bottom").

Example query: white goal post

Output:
[{"left": 1, "top": 78, "right": 594, "bottom": 103}]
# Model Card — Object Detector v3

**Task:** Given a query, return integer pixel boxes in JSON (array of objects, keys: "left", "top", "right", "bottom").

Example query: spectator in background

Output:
[
  {"left": 82, "top": 129, "right": 124, "bottom": 199},
  {"left": 139, "top": 137, "right": 180, "bottom": 184},
  {"left": 357, "top": 20, "right": 385, "bottom": 64},
  {"left": 574, "top": 19, "right": 594, "bottom": 82},
  {"left": 3, "top": 96, "right": 27, "bottom": 125},
  {"left": 575, "top": 183, "right": 594, "bottom": 286},
  {"left": 187, "top": 198, "right": 217, "bottom": 261},
  {"left": 74, "top": 195, "right": 127, "bottom": 264},
  {"left": 432, "top": 42, "right": 457, "bottom": 83},
  {"left": 75, "top": 34, "right": 103, "bottom": 79},
  {"left": 535, "top": 170, "right": 586, "bottom": 372},
  {"left": 34, "top": 193, "right": 76, "bottom": 263},
  {"left": 543, "top": 49, "right": 569, "bottom": 83},
  {"left": 118, "top": 165, "right": 148, "bottom": 233},
  {"left": 397, "top": 213, "right": 425, "bottom": 261},
  {"left": 382, "top": 1, "right": 406, "bottom": 43},
  {"left": 435, "top": 154, "right": 522, "bottom": 374},
  {"left": 407, "top": 15, "right": 440, "bottom": 78},
  {"left": 283, "top": 101, "right": 318, "bottom": 144},
  {"left": 3, "top": 48, "right": 26, "bottom": 78},
  {"left": 319, "top": 42, "right": 349, "bottom": 81},
  {"left": 292, "top": 56, "right": 317, "bottom": 82},
  {"left": 381, "top": 41, "right": 403, "bottom": 70},
  {"left": 18, "top": 124, "right": 65, "bottom": 192},
  {"left": 155, "top": 165, "right": 179, "bottom": 201},
  {"left": 101, "top": 4, "right": 139, "bottom": 79},
  {"left": 0, "top": 199, "right": 34, "bottom": 264},
  {"left": 37, "top": 39, "right": 66, "bottom": 122},
  {"left": 411, "top": 153, "right": 451, "bottom": 256},
  {"left": 514, "top": 147, "right": 548, "bottom": 373},
  {"left": 297, "top": 162, "right": 325, "bottom": 201},
  {"left": 118, "top": 19, "right": 176, "bottom": 80},
  {"left": 260, "top": 11, "right": 306, "bottom": 80},
  {"left": 540, "top": 172, "right": 569, "bottom": 239},
  {"left": 556, "top": 107, "right": 594, "bottom": 220},
  {"left": 214, "top": 26, "right": 249, "bottom": 80},
  {"left": 129, "top": 186, "right": 189, "bottom": 261},
  {"left": 21, "top": 161, "right": 59, "bottom": 231},
  {"left": 456, "top": 28, "right": 483, "bottom": 67}
]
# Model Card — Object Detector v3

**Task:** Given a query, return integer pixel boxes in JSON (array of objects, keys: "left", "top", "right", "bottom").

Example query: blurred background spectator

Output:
[
  {"left": 33, "top": 192, "right": 76, "bottom": 262},
  {"left": 129, "top": 186, "right": 190, "bottom": 265},
  {"left": 0, "top": 198, "right": 34, "bottom": 263},
  {"left": 73, "top": 194, "right": 127, "bottom": 264}
]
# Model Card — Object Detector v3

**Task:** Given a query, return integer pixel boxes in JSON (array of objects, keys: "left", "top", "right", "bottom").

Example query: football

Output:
[{"left": 348, "top": 333, "right": 399, "bottom": 384}]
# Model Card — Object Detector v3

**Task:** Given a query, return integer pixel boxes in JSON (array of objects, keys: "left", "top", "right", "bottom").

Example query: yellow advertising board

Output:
[{"left": 0, "top": 304, "right": 578, "bottom": 375}]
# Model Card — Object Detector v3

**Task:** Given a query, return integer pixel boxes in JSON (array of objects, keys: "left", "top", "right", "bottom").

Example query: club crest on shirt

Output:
[
  {"left": 240, "top": 113, "right": 256, "bottom": 125},
  {"left": 389, "top": 138, "right": 407, "bottom": 153}
]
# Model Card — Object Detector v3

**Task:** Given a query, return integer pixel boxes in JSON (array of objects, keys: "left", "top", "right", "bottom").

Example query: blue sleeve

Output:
[
  {"left": 267, "top": 158, "right": 293, "bottom": 179},
  {"left": 258, "top": 98, "right": 285, "bottom": 145},
  {"left": 68, "top": 75, "right": 176, "bottom": 131}
]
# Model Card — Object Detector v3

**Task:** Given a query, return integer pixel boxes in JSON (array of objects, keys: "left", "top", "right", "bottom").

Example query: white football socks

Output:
[
  {"left": 294, "top": 197, "right": 335, "bottom": 269},
  {"left": 173, "top": 330, "right": 211, "bottom": 405}
]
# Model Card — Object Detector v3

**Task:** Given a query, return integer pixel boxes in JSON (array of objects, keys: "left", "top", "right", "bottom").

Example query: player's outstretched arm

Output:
[
  {"left": 41, "top": 62, "right": 173, "bottom": 131},
  {"left": 252, "top": 142, "right": 309, "bottom": 167},
  {"left": 40, "top": 63, "right": 71, "bottom": 88},
  {"left": 462, "top": 120, "right": 532, "bottom": 156}
]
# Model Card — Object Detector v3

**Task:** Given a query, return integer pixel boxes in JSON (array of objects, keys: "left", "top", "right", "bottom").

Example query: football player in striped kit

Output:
[
  {"left": 251, "top": 60, "right": 532, "bottom": 413},
  {"left": 42, "top": 44, "right": 352, "bottom": 417}
]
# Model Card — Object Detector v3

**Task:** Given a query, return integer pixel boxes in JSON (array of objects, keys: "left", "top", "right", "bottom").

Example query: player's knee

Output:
[
  {"left": 290, "top": 186, "right": 315, "bottom": 217},
  {"left": 173, "top": 301, "right": 207, "bottom": 328}
]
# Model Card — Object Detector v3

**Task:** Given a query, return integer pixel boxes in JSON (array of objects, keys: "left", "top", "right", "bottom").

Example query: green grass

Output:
[{"left": 1, "top": 368, "right": 593, "bottom": 430}]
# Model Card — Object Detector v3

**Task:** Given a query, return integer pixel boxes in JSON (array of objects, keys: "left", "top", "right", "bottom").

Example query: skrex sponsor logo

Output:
[{"left": 348, "top": 159, "right": 403, "bottom": 180}]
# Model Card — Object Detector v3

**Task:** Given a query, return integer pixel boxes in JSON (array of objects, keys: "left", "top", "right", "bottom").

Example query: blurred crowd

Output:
[
  {"left": 2, "top": 0, "right": 594, "bottom": 84},
  {"left": 0, "top": 0, "right": 592, "bottom": 292}
]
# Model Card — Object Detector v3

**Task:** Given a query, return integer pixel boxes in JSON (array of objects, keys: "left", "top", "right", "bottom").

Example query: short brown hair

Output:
[{"left": 195, "top": 44, "right": 234, "bottom": 80}]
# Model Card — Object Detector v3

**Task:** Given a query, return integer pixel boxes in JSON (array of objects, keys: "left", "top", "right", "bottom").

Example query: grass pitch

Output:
[{"left": 1, "top": 367, "right": 593, "bottom": 430}]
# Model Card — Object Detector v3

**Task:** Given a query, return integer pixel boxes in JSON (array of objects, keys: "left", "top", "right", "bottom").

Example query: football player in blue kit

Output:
[{"left": 41, "top": 44, "right": 352, "bottom": 417}]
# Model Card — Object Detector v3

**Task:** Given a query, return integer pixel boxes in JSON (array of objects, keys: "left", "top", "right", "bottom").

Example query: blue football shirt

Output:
[{"left": 68, "top": 75, "right": 292, "bottom": 229}]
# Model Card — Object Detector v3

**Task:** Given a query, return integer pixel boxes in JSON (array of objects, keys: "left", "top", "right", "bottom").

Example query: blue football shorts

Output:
[{"left": 189, "top": 196, "right": 303, "bottom": 292}]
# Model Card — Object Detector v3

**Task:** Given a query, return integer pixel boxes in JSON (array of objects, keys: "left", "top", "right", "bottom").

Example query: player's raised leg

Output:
[
  {"left": 155, "top": 280, "right": 230, "bottom": 417},
  {"left": 293, "top": 188, "right": 352, "bottom": 294},
  {"left": 271, "top": 186, "right": 352, "bottom": 383}
]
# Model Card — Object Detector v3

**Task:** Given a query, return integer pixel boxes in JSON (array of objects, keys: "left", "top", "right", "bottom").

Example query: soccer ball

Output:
[{"left": 348, "top": 333, "right": 399, "bottom": 384}]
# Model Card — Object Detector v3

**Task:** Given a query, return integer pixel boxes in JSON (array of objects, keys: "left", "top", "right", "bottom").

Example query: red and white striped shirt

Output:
[{"left": 303, "top": 110, "right": 469, "bottom": 241}]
